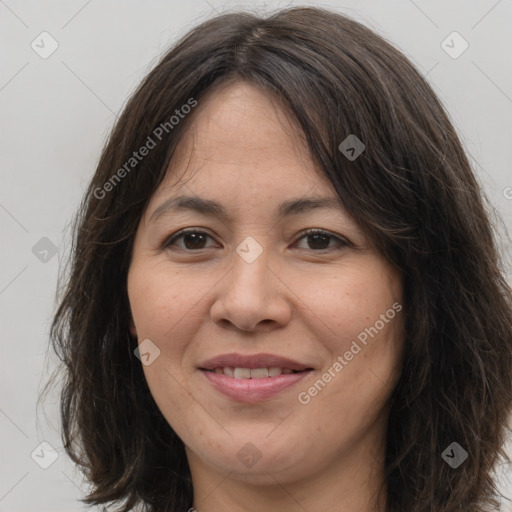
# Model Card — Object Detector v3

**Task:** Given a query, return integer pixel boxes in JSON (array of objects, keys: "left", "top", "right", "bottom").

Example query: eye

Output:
[
  {"left": 161, "top": 228, "right": 350, "bottom": 252},
  {"left": 293, "top": 228, "right": 349, "bottom": 251},
  {"left": 162, "top": 229, "right": 217, "bottom": 251}
]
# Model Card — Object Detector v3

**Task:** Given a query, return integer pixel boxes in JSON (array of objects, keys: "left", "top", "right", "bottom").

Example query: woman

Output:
[{"left": 47, "top": 6, "right": 512, "bottom": 512}]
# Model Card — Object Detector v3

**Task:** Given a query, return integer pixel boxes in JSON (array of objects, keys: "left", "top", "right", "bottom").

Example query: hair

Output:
[{"left": 44, "top": 6, "right": 512, "bottom": 512}]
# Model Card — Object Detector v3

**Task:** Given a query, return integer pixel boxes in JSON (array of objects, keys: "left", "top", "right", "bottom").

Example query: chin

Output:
[{"left": 187, "top": 436, "right": 314, "bottom": 483}]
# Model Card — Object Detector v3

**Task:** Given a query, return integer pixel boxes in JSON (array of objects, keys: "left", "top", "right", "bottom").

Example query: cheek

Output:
[
  {"left": 128, "top": 261, "right": 196, "bottom": 342},
  {"left": 295, "top": 274, "right": 403, "bottom": 451},
  {"left": 127, "top": 263, "right": 200, "bottom": 431},
  {"left": 290, "top": 259, "right": 401, "bottom": 352},
  {"left": 292, "top": 258, "right": 404, "bottom": 409}
]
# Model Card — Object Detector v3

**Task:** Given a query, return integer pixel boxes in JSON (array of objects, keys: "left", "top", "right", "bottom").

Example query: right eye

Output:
[{"left": 161, "top": 229, "right": 218, "bottom": 251}]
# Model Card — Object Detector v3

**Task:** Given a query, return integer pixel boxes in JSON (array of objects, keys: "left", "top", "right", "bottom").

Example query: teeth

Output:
[
  {"left": 212, "top": 367, "right": 301, "bottom": 378},
  {"left": 233, "top": 367, "right": 251, "bottom": 379},
  {"left": 268, "top": 366, "right": 282, "bottom": 377},
  {"left": 250, "top": 368, "right": 268, "bottom": 379}
]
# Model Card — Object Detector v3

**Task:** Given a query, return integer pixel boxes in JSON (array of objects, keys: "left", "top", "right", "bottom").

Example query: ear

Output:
[{"left": 129, "top": 320, "right": 137, "bottom": 338}]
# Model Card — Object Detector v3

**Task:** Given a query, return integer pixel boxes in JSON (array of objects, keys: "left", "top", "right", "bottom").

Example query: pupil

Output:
[
  {"left": 308, "top": 234, "right": 329, "bottom": 250},
  {"left": 184, "top": 233, "right": 205, "bottom": 249}
]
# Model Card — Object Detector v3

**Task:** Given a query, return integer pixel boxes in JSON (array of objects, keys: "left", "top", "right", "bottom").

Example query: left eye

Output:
[
  {"left": 162, "top": 229, "right": 348, "bottom": 252},
  {"left": 293, "top": 229, "right": 349, "bottom": 251}
]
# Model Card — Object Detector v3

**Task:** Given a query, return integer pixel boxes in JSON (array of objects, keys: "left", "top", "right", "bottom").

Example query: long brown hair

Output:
[{"left": 44, "top": 7, "right": 512, "bottom": 511}]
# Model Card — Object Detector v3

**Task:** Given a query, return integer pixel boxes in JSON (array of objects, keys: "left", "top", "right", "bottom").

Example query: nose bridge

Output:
[
  {"left": 230, "top": 235, "right": 271, "bottom": 296},
  {"left": 235, "top": 234, "right": 266, "bottom": 267}
]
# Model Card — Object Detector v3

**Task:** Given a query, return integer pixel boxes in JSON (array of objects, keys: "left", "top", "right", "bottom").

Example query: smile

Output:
[
  {"left": 200, "top": 368, "right": 312, "bottom": 402},
  {"left": 204, "top": 367, "right": 302, "bottom": 378}
]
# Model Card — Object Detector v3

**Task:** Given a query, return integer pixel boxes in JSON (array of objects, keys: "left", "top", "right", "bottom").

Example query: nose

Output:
[{"left": 209, "top": 245, "right": 292, "bottom": 333}]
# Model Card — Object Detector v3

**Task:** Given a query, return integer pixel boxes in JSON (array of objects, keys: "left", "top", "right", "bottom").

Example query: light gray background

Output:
[{"left": 1, "top": 1, "right": 511, "bottom": 511}]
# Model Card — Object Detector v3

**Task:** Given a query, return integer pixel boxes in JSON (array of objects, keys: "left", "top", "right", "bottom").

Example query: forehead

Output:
[{"left": 151, "top": 80, "right": 330, "bottom": 200}]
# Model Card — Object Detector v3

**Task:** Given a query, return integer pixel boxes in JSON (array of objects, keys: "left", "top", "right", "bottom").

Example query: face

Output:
[{"left": 127, "top": 81, "right": 404, "bottom": 487}]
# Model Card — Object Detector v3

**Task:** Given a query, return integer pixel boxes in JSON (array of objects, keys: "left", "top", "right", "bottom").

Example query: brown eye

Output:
[
  {"left": 163, "top": 230, "right": 216, "bottom": 251},
  {"left": 294, "top": 229, "right": 349, "bottom": 251},
  {"left": 162, "top": 228, "right": 349, "bottom": 253}
]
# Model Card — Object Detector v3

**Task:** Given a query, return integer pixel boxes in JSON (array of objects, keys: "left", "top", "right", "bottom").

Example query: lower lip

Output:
[{"left": 200, "top": 369, "right": 311, "bottom": 402}]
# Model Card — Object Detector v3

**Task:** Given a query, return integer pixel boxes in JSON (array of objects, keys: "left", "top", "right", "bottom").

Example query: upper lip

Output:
[{"left": 198, "top": 353, "right": 313, "bottom": 371}]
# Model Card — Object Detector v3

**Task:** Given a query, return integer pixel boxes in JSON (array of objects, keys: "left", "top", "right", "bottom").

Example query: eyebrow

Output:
[{"left": 148, "top": 194, "right": 346, "bottom": 224}]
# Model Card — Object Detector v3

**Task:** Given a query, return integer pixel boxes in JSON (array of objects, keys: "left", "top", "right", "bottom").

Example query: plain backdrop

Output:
[{"left": 1, "top": 1, "right": 511, "bottom": 511}]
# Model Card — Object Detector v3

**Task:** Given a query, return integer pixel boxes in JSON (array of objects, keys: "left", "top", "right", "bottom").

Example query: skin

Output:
[{"left": 127, "top": 81, "right": 404, "bottom": 512}]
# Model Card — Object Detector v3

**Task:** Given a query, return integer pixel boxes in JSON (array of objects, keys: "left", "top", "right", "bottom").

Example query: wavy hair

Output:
[{"left": 44, "top": 7, "right": 512, "bottom": 512}]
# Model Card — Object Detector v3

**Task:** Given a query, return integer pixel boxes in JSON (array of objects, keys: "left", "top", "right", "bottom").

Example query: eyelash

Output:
[{"left": 161, "top": 228, "right": 349, "bottom": 253}]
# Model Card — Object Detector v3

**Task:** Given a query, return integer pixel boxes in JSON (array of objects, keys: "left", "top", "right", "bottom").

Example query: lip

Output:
[
  {"left": 198, "top": 352, "right": 314, "bottom": 403},
  {"left": 198, "top": 352, "right": 312, "bottom": 371},
  {"left": 200, "top": 369, "right": 312, "bottom": 402}
]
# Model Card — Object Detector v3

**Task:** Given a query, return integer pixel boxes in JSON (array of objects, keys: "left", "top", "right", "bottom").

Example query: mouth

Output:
[
  {"left": 197, "top": 353, "right": 314, "bottom": 402},
  {"left": 201, "top": 366, "right": 308, "bottom": 378}
]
